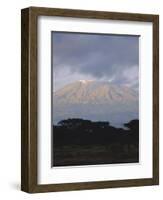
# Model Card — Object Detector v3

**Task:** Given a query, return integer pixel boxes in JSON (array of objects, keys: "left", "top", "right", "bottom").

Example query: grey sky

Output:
[{"left": 52, "top": 32, "right": 139, "bottom": 91}]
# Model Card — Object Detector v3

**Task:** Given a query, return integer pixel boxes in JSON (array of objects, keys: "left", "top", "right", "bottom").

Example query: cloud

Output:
[
  {"left": 52, "top": 32, "right": 139, "bottom": 90},
  {"left": 111, "top": 65, "right": 139, "bottom": 88},
  {"left": 53, "top": 65, "right": 95, "bottom": 91}
]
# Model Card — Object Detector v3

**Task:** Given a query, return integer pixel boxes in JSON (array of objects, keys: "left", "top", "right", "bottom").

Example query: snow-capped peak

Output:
[
  {"left": 79, "top": 80, "right": 93, "bottom": 84},
  {"left": 53, "top": 80, "right": 139, "bottom": 126}
]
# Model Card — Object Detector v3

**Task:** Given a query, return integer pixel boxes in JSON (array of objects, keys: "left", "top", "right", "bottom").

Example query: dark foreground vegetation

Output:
[{"left": 53, "top": 119, "right": 139, "bottom": 167}]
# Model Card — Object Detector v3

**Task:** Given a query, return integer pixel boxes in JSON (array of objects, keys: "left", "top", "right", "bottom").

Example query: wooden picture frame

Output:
[{"left": 21, "top": 7, "right": 159, "bottom": 193}]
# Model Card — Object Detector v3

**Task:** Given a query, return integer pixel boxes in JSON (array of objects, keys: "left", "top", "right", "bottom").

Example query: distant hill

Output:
[{"left": 53, "top": 80, "right": 139, "bottom": 127}]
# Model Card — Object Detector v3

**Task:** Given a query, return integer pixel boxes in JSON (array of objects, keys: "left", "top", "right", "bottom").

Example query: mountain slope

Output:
[{"left": 53, "top": 80, "right": 139, "bottom": 127}]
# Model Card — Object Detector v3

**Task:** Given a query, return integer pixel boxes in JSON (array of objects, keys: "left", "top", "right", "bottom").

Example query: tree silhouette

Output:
[{"left": 53, "top": 118, "right": 139, "bottom": 166}]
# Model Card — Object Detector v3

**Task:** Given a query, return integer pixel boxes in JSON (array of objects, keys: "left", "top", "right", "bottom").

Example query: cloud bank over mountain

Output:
[{"left": 52, "top": 32, "right": 139, "bottom": 91}]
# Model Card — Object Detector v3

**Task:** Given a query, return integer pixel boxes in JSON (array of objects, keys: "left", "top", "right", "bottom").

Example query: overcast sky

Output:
[{"left": 52, "top": 32, "right": 139, "bottom": 91}]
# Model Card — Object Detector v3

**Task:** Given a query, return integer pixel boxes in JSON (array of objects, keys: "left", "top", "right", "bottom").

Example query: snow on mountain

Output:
[{"left": 53, "top": 80, "right": 139, "bottom": 127}]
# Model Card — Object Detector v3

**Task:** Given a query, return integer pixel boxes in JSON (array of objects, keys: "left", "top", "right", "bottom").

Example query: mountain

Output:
[{"left": 53, "top": 80, "right": 139, "bottom": 127}]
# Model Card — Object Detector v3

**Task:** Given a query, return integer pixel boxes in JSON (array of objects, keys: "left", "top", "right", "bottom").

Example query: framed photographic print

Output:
[{"left": 21, "top": 7, "right": 159, "bottom": 193}]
